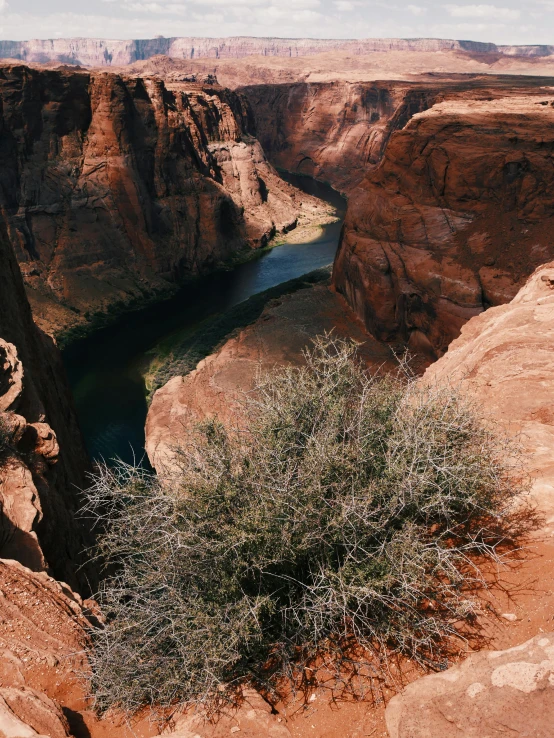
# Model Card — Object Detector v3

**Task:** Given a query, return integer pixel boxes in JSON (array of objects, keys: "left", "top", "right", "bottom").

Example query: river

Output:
[{"left": 63, "top": 175, "right": 346, "bottom": 465}]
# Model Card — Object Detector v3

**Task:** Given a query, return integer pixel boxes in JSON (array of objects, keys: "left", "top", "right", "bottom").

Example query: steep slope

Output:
[
  {"left": 424, "top": 261, "right": 554, "bottom": 520},
  {"left": 332, "top": 88, "right": 554, "bottom": 360},
  {"left": 0, "top": 220, "right": 90, "bottom": 586},
  {"left": 0, "top": 63, "right": 325, "bottom": 338},
  {"left": 240, "top": 76, "right": 554, "bottom": 194},
  {"left": 240, "top": 81, "right": 439, "bottom": 191}
]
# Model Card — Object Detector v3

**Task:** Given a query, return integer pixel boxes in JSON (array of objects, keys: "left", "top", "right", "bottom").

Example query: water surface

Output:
[{"left": 63, "top": 175, "right": 346, "bottom": 464}]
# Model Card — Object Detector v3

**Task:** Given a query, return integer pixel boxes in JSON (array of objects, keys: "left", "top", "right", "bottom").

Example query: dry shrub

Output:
[{"left": 82, "top": 336, "right": 530, "bottom": 714}]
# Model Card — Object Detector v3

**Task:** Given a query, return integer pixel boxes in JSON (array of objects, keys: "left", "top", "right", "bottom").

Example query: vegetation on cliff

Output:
[{"left": 83, "top": 337, "right": 530, "bottom": 713}]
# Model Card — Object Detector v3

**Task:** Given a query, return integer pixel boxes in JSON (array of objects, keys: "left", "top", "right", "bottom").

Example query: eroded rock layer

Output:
[
  {"left": 241, "top": 81, "right": 440, "bottom": 191},
  {"left": 332, "top": 87, "right": 554, "bottom": 360},
  {"left": 386, "top": 633, "right": 554, "bottom": 738},
  {"left": 0, "top": 63, "right": 323, "bottom": 337},
  {"left": 0, "top": 37, "right": 532, "bottom": 68},
  {"left": 0, "top": 221, "right": 89, "bottom": 586}
]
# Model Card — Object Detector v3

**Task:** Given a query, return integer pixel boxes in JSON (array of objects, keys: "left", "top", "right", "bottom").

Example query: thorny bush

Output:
[{"left": 82, "top": 336, "right": 531, "bottom": 714}]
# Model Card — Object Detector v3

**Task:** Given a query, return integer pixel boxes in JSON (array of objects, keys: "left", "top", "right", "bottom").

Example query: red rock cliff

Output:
[
  {"left": 0, "top": 220, "right": 90, "bottom": 588},
  {"left": 332, "top": 87, "right": 554, "bottom": 360},
  {"left": 241, "top": 81, "right": 440, "bottom": 191},
  {"left": 0, "top": 63, "right": 319, "bottom": 336}
]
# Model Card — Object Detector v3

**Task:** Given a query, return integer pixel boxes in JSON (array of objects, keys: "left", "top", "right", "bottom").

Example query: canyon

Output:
[
  {"left": 0, "top": 62, "right": 328, "bottom": 339},
  {"left": 332, "top": 84, "right": 554, "bottom": 360},
  {"left": 1, "top": 35, "right": 554, "bottom": 738}
]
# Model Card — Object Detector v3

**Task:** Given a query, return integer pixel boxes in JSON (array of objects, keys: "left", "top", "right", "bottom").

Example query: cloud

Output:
[
  {"left": 333, "top": 1, "right": 358, "bottom": 10},
  {"left": 0, "top": 0, "right": 8, "bottom": 11},
  {"left": 407, "top": 4, "right": 427, "bottom": 15},
  {"left": 446, "top": 4, "right": 520, "bottom": 20}
]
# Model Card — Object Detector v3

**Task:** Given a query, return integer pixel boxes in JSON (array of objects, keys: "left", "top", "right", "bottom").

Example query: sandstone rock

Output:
[
  {"left": 333, "top": 91, "right": 554, "bottom": 360},
  {"left": 241, "top": 81, "right": 437, "bottom": 192},
  {"left": 385, "top": 633, "right": 554, "bottom": 738},
  {"left": 0, "top": 217, "right": 90, "bottom": 587},
  {"left": 423, "top": 261, "right": 554, "bottom": 521},
  {"left": 0, "top": 63, "right": 326, "bottom": 337},
  {"left": 0, "top": 37, "right": 552, "bottom": 69},
  {"left": 0, "top": 558, "right": 91, "bottom": 737},
  {"left": 0, "top": 686, "right": 71, "bottom": 738},
  {"left": 125, "top": 50, "right": 554, "bottom": 90},
  {"left": 0, "top": 341, "right": 24, "bottom": 413}
]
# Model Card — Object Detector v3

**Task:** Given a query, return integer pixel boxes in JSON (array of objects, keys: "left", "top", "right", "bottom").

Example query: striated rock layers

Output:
[
  {"left": 332, "top": 89, "right": 554, "bottom": 361},
  {"left": 0, "top": 63, "right": 321, "bottom": 337},
  {"left": 0, "top": 220, "right": 90, "bottom": 587},
  {"left": 0, "top": 37, "right": 535, "bottom": 68},
  {"left": 241, "top": 81, "right": 440, "bottom": 192},
  {"left": 0, "top": 558, "right": 93, "bottom": 738}
]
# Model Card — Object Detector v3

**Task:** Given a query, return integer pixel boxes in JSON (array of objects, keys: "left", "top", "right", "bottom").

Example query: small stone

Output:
[
  {"left": 501, "top": 613, "right": 518, "bottom": 622},
  {"left": 230, "top": 727, "right": 240, "bottom": 734}
]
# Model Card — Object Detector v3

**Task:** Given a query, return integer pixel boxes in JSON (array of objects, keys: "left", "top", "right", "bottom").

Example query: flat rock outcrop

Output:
[
  {"left": 333, "top": 88, "right": 554, "bottom": 361},
  {"left": 0, "top": 63, "right": 325, "bottom": 337},
  {"left": 386, "top": 633, "right": 554, "bottom": 738},
  {"left": 146, "top": 283, "right": 393, "bottom": 470}
]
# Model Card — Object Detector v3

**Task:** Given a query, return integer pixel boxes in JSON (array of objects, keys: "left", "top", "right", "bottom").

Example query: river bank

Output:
[{"left": 63, "top": 175, "right": 346, "bottom": 465}]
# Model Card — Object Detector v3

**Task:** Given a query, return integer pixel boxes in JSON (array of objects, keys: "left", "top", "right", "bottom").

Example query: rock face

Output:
[
  {"left": 424, "top": 261, "right": 554, "bottom": 520},
  {"left": 383, "top": 262, "right": 554, "bottom": 738},
  {"left": 385, "top": 633, "right": 554, "bottom": 738},
  {"left": 0, "top": 37, "right": 535, "bottom": 68},
  {"left": 146, "top": 282, "right": 393, "bottom": 471},
  {"left": 0, "top": 63, "right": 323, "bottom": 337},
  {"left": 241, "top": 81, "right": 440, "bottom": 192},
  {"left": 332, "top": 88, "right": 554, "bottom": 361},
  {"left": 0, "top": 222, "right": 90, "bottom": 586}
]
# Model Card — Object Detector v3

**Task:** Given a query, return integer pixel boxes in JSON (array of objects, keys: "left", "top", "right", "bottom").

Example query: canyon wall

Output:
[
  {"left": 0, "top": 63, "right": 321, "bottom": 337},
  {"left": 0, "top": 37, "right": 528, "bottom": 68},
  {"left": 0, "top": 221, "right": 90, "bottom": 587},
  {"left": 241, "top": 77, "right": 554, "bottom": 194},
  {"left": 332, "top": 86, "right": 554, "bottom": 360},
  {"left": 241, "top": 81, "right": 440, "bottom": 191}
]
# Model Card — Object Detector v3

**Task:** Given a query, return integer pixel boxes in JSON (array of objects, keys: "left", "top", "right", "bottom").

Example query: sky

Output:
[{"left": 0, "top": 0, "right": 549, "bottom": 46}]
